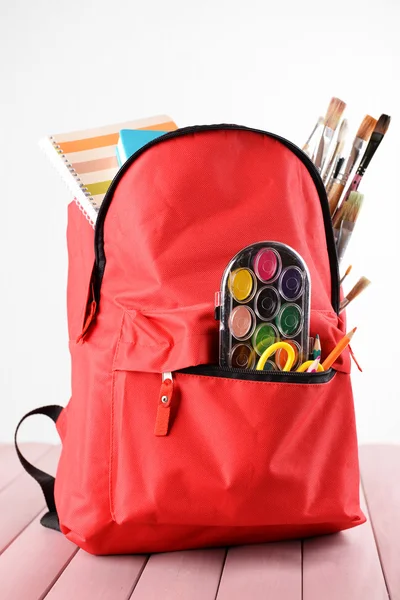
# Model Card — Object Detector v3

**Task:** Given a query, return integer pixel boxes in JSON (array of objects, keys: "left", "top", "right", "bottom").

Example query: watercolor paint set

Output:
[{"left": 217, "top": 241, "right": 311, "bottom": 371}]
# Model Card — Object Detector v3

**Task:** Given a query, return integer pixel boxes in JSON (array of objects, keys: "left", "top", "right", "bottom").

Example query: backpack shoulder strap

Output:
[{"left": 14, "top": 405, "right": 63, "bottom": 532}]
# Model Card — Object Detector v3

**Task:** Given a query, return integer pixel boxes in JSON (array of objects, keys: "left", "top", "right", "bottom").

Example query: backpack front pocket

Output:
[{"left": 109, "top": 366, "right": 364, "bottom": 533}]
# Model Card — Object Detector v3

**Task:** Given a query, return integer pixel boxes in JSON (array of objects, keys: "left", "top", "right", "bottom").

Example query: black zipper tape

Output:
[
  {"left": 94, "top": 124, "right": 340, "bottom": 314},
  {"left": 178, "top": 364, "right": 336, "bottom": 384}
]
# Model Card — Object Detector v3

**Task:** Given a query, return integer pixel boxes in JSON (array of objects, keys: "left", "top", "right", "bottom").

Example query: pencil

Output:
[
  {"left": 321, "top": 327, "right": 357, "bottom": 370},
  {"left": 307, "top": 357, "right": 321, "bottom": 372},
  {"left": 312, "top": 334, "right": 321, "bottom": 359}
]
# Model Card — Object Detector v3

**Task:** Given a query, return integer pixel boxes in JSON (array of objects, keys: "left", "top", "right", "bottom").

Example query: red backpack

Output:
[{"left": 16, "top": 125, "right": 365, "bottom": 554}]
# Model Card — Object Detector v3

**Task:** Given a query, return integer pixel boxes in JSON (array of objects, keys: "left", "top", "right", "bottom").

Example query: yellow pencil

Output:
[{"left": 321, "top": 327, "right": 357, "bottom": 370}]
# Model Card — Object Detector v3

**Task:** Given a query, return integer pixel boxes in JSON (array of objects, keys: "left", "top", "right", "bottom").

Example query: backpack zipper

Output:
[
  {"left": 92, "top": 124, "right": 340, "bottom": 329},
  {"left": 177, "top": 364, "right": 335, "bottom": 384}
]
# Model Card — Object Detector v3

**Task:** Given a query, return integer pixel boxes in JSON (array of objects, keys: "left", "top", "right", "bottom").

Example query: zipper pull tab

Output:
[
  {"left": 349, "top": 344, "right": 363, "bottom": 372},
  {"left": 154, "top": 372, "right": 174, "bottom": 436}
]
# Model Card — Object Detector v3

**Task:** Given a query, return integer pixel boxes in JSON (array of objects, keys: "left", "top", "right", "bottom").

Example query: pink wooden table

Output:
[{"left": 0, "top": 444, "right": 398, "bottom": 599}]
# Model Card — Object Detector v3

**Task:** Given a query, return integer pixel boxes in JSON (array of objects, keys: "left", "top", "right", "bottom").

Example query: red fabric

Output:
[
  {"left": 66, "top": 201, "right": 96, "bottom": 342},
  {"left": 55, "top": 128, "right": 365, "bottom": 555}
]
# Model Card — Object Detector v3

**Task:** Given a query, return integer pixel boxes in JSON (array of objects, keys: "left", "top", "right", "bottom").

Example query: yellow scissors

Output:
[{"left": 256, "top": 342, "right": 324, "bottom": 372}]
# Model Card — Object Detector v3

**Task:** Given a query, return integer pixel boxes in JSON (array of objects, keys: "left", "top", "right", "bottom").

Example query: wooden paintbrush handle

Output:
[
  {"left": 332, "top": 201, "right": 345, "bottom": 228},
  {"left": 328, "top": 182, "right": 345, "bottom": 216}
]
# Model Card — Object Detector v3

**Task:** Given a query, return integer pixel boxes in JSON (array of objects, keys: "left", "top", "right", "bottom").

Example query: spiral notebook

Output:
[{"left": 40, "top": 115, "right": 178, "bottom": 227}]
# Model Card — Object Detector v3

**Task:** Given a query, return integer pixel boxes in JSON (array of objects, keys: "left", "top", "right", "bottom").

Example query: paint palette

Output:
[{"left": 218, "top": 242, "right": 311, "bottom": 371}]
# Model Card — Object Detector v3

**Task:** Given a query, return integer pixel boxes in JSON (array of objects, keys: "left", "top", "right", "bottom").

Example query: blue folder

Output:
[{"left": 116, "top": 129, "right": 167, "bottom": 166}]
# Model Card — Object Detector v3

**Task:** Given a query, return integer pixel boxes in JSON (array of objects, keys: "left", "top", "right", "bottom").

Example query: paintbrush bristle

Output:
[
  {"left": 373, "top": 114, "right": 391, "bottom": 137},
  {"left": 340, "top": 202, "right": 354, "bottom": 224},
  {"left": 356, "top": 115, "right": 377, "bottom": 141},
  {"left": 345, "top": 277, "right": 371, "bottom": 303},
  {"left": 346, "top": 204, "right": 360, "bottom": 223},
  {"left": 335, "top": 191, "right": 364, "bottom": 228},
  {"left": 343, "top": 265, "right": 352, "bottom": 277},
  {"left": 337, "top": 119, "right": 349, "bottom": 142},
  {"left": 340, "top": 264, "right": 352, "bottom": 285},
  {"left": 348, "top": 190, "right": 364, "bottom": 205},
  {"left": 345, "top": 191, "right": 364, "bottom": 222},
  {"left": 325, "top": 97, "right": 346, "bottom": 131}
]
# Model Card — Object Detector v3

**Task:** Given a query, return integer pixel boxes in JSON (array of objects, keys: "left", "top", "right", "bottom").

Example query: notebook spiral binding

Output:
[
  {"left": 40, "top": 136, "right": 98, "bottom": 228},
  {"left": 51, "top": 137, "right": 97, "bottom": 226},
  {"left": 74, "top": 199, "right": 96, "bottom": 227}
]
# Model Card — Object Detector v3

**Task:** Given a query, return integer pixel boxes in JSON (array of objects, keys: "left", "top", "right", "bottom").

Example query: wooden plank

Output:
[
  {"left": 0, "top": 511, "right": 77, "bottom": 600},
  {"left": 0, "top": 443, "right": 52, "bottom": 492},
  {"left": 360, "top": 444, "right": 400, "bottom": 600},
  {"left": 46, "top": 551, "right": 148, "bottom": 600},
  {"left": 0, "top": 446, "right": 60, "bottom": 554},
  {"left": 303, "top": 487, "right": 388, "bottom": 600},
  {"left": 216, "top": 542, "right": 301, "bottom": 600},
  {"left": 131, "top": 549, "right": 226, "bottom": 600}
]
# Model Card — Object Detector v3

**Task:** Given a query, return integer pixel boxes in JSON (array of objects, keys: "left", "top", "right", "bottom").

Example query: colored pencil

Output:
[
  {"left": 322, "top": 327, "right": 357, "bottom": 370},
  {"left": 312, "top": 334, "right": 321, "bottom": 359},
  {"left": 307, "top": 356, "right": 321, "bottom": 372}
]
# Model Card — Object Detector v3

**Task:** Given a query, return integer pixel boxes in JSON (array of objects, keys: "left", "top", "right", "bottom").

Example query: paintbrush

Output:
[
  {"left": 340, "top": 265, "right": 352, "bottom": 285},
  {"left": 333, "top": 190, "right": 363, "bottom": 230},
  {"left": 339, "top": 276, "right": 371, "bottom": 313},
  {"left": 303, "top": 116, "right": 324, "bottom": 158},
  {"left": 333, "top": 191, "right": 364, "bottom": 257},
  {"left": 333, "top": 190, "right": 363, "bottom": 243},
  {"left": 322, "top": 118, "right": 348, "bottom": 184},
  {"left": 314, "top": 97, "right": 346, "bottom": 172},
  {"left": 328, "top": 115, "right": 377, "bottom": 216},
  {"left": 340, "top": 114, "right": 391, "bottom": 204},
  {"left": 337, "top": 221, "right": 357, "bottom": 263},
  {"left": 326, "top": 156, "right": 345, "bottom": 194}
]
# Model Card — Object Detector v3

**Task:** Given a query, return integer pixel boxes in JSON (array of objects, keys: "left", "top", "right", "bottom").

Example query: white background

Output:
[{"left": 1, "top": 0, "right": 399, "bottom": 443}]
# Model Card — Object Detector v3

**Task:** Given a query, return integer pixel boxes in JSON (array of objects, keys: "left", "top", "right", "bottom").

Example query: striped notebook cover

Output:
[{"left": 40, "top": 115, "right": 177, "bottom": 227}]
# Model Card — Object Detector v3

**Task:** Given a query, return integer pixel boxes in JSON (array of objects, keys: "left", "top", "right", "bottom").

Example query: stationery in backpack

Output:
[{"left": 40, "top": 115, "right": 178, "bottom": 227}]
